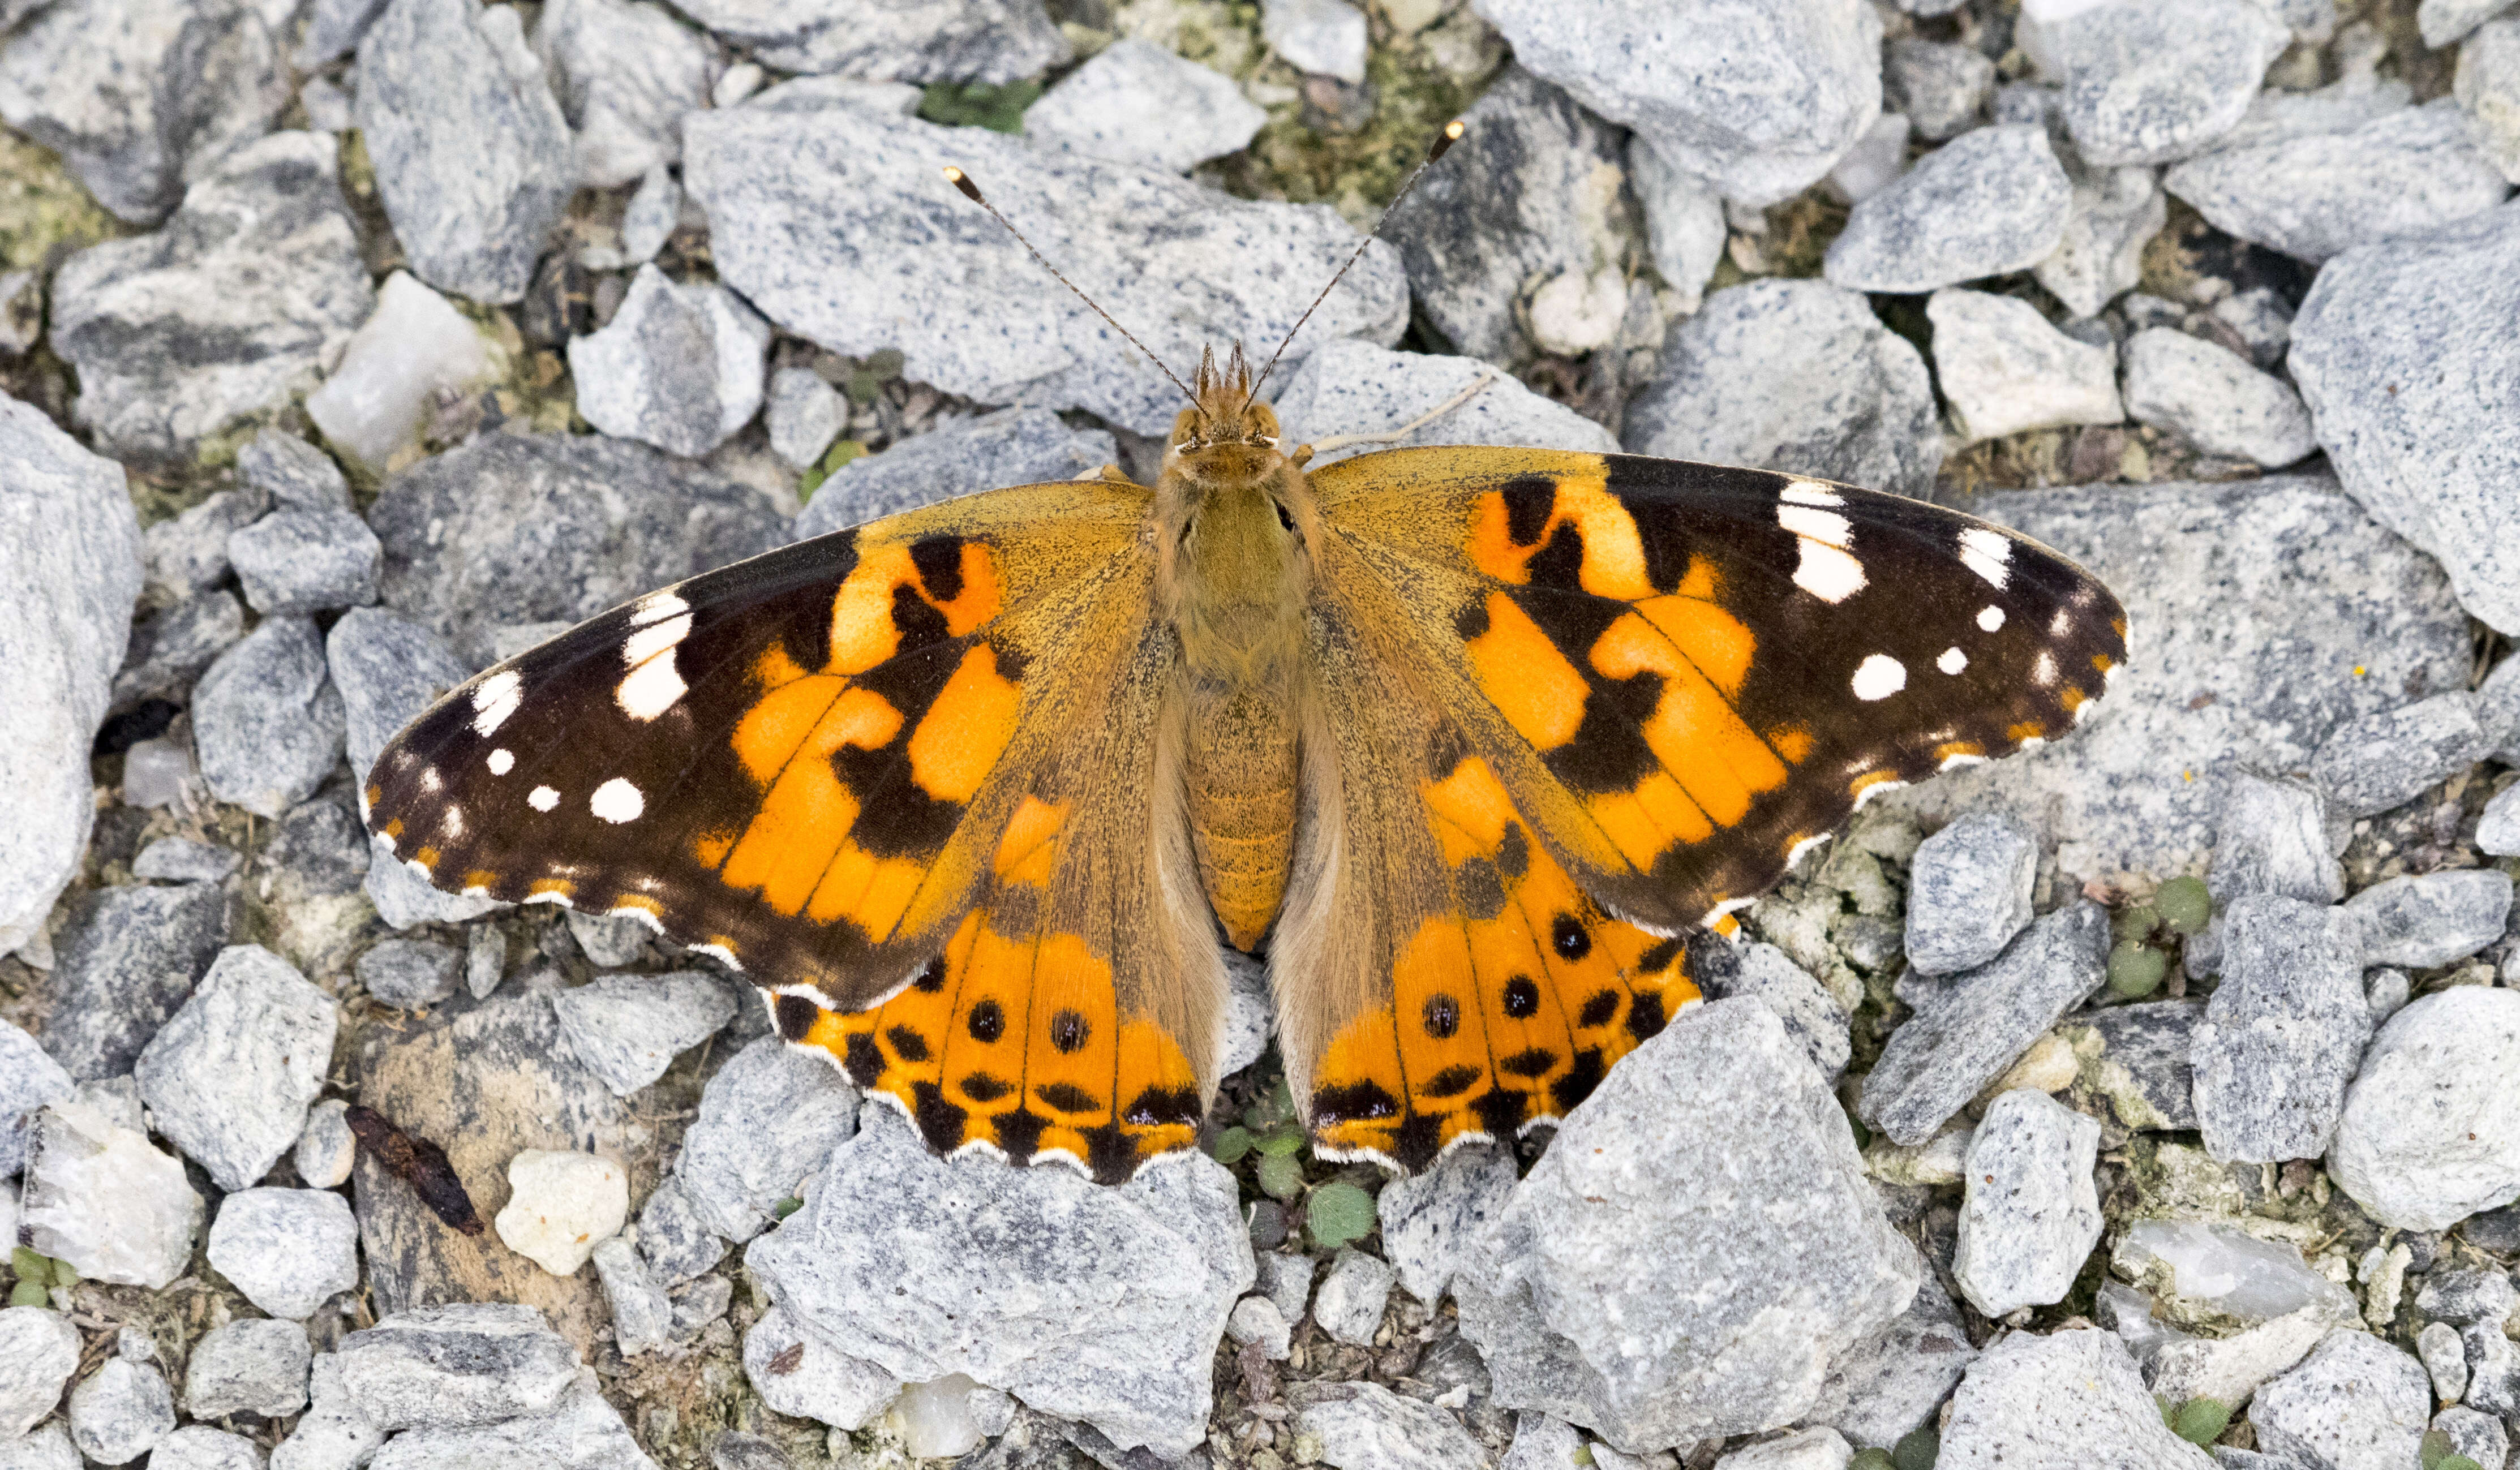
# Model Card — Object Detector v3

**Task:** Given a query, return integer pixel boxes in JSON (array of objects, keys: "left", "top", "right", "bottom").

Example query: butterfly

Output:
[{"left": 364, "top": 138, "right": 2127, "bottom": 1185}]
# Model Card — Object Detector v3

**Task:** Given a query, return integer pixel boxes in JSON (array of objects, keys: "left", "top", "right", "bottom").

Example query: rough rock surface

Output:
[
  {"left": 1937, "top": 1328, "right": 2214, "bottom": 1468},
  {"left": 50, "top": 132, "right": 372, "bottom": 461},
  {"left": 2190, "top": 895, "right": 2370, "bottom": 1163},
  {"left": 0, "top": 399, "right": 141, "bottom": 955},
  {"left": 792, "top": 407, "right": 1115, "bottom": 539},
  {"left": 1625, "top": 279, "right": 1941, "bottom": 500},
  {"left": 684, "top": 94, "right": 1405, "bottom": 437},
  {"left": 1456, "top": 1001, "right": 1917, "bottom": 1451},
  {"left": 2326, "top": 987, "right": 2520, "bottom": 1231},
  {"left": 746, "top": 1106, "right": 1250, "bottom": 1457}
]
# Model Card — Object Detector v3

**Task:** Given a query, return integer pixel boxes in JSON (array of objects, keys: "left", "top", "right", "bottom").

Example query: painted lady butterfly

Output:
[{"left": 366, "top": 145, "right": 2126, "bottom": 1184}]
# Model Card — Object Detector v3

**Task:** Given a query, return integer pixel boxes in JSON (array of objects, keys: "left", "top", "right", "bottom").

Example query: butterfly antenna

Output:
[
  {"left": 1239, "top": 118, "right": 1466, "bottom": 415},
  {"left": 942, "top": 166, "right": 1199, "bottom": 407}
]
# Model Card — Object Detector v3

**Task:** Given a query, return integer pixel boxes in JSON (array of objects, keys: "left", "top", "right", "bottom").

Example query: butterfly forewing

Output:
[
  {"left": 1308, "top": 447, "right": 2127, "bottom": 935},
  {"left": 1282, "top": 446, "right": 2126, "bottom": 1163},
  {"left": 363, "top": 482, "right": 1160, "bottom": 1009}
]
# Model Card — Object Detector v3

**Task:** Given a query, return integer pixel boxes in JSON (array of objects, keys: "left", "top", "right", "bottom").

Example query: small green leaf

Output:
[
  {"left": 2158, "top": 1396, "right": 2177, "bottom": 1429},
  {"left": 9, "top": 1280, "right": 47, "bottom": 1309},
  {"left": 916, "top": 80, "right": 1044, "bottom": 134},
  {"left": 1256, "top": 1150, "right": 1305, "bottom": 1201},
  {"left": 10, "top": 1247, "right": 46, "bottom": 1284},
  {"left": 2154, "top": 875, "right": 2212, "bottom": 935},
  {"left": 1306, "top": 1180, "right": 1377, "bottom": 1250},
  {"left": 49, "top": 1260, "right": 76, "bottom": 1288},
  {"left": 2111, "top": 904, "right": 2160, "bottom": 944},
  {"left": 2107, "top": 940, "right": 2168, "bottom": 999},
  {"left": 2171, "top": 1398, "right": 2230, "bottom": 1446},
  {"left": 1889, "top": 1426, "right": 1938, "bottom": 1470},
  {"left": 1209, "top": 1126, "right": 1254, "bottom": 1164},
  {"left": 771, "top": 1196, "right": 804, "bottom": 1220},
  {"left": 823, "top": 439, "right": 866, "bottom": 472},
  {"left": 2422, "top": 1430, "right": 2457, "bottom": 1470},
  {"left": 1847, "top": 1452, "right": 1895, "bottom": 1470},
  {"left": 1253, "top": 1121, "right": 1307, "bottom": 1157},
  {"left": 2438, "top": 1456, "right": 2484, "bottom": 1470}
]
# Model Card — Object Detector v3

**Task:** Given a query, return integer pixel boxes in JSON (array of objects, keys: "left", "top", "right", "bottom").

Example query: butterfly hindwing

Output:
[
  {"left": 1275, "top": 592, "right": 1715, "bottom": 1170},
  {"left": 1306, "top": 446, "right": 2128, "bottom": 936},
  {"left": 770, "top": 605, "right": 1223, "bottom": 1182}
]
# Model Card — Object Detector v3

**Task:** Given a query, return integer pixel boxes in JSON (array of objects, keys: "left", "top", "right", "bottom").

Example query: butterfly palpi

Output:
[{"left": 364, "top": 126, "right": 2128, "bottom": 1184}]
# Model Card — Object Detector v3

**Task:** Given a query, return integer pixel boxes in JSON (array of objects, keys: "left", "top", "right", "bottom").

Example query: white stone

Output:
[
  {"left": 618, "top": 165, "right": 678, "bottom": 264},
  {"left": 2326, "top": 987, "right": 2520, "bottom": 1231},
  {"left": 150, "top": 1427, "right": 265, "bottom": 1470},
  {"left": 121, "top": 735, "right": 193, "bottom": 809},
  {"left": 1626, "top": 137, "right": 1725, "bottom": 313},
  {"left": 765, "top": 367, "right": 844, "bottom": 471},
  {"left": 2120, "top": 326, "right": 2316, "bottom": 466},
  {"left": 530, "top": 0, "right": 715, "bottom": 188},
  {"left": 1269, "top": 338, "right": 1617, "bottom": 468},
  {"left": 1714, "top": 1429, "right": 1851, "bottom": 1470},
  {"left": 1261, "top": 0, "right": 1366, "bottom": 84},
  {"left": 134, "top": 943, "right": 337, "bottom": 1193},
  {"left": 19, "top": 1097, "right": 202, "bottom": 1288},
  {"left": 1953, "top": 1089, "right": 2102, "bottom": 1318},
  {"left": 1939, "top": 1327, "right": 2214, "bottom": 1467},
  {"left": 2145, "top": 1304, "right": 2337, "bottom": 1410},
  {"left": 1023, "top": 37, "right": 1265, "bottom": 174},
  {"left": 2460, "top": 20, "right": 2520, "bottom": 183},
  {"left": 0, "top": 1306, "right": 82, "bottom": 1436},
  {"left": 2478, "top": 783, "right": 2520, "bottom": 855},
  {"left": 2249, "top": 1329, "right": 2430, "bottom": 1470},
  {"left": 306, "top": 272, "right": 492, "bottom": 470},
  {"left": 1526, "top": 267, "right": 1629, "bottom": 357},
  {"left": 67, "top": 1352, "right": 176, "bottom": 1467},
  {"left": 494, "top": 1149, "right": 629, "bottom": 1275},
  {"left": 1928, "top": 289, "right": 2123, "bottom": 444},
  {"left": 1226, "top": 1296, "right": 1293, "bottom": 1360},
  {"left": 208, "top": 1188, "right": 362, "bottom": 1320},
  {"left": 895, "top": 1374, "right": 988, "bottom": 1461},
  {"left": 1827, "top": 112, "right": 1911, "bottom": 203},
  {"left": 1314, "top": 1248, "right": 1395, "bottom": 1347},
  {"left": 740, "top": 1306, "right": 900, "bottom": 1432},
  {"left": 2418, "top": 1319, "right": 2468, "bottom": 1402},
  {"left": 0, "top": 1424, "right": 81, "bottom": 1470},
  {"left": 296, "top": 1098, "right": 357, "bottom": 1188},
  {"left": 2112, "top": 1219, "right": 2359, "bottom": 1328},
  {"left": 568, "top": 264, "right": 770, "bottom": 459}
]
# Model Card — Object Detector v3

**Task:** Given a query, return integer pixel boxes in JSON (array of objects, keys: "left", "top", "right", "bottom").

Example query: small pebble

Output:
[{"left": 493, "top": 1149, "right": 629, "bottom": 1275}]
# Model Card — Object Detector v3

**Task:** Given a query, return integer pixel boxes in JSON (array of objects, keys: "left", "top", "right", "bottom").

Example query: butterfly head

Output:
[{"left": 1167, "top": 343, "right": 1285, "bottom": 478}]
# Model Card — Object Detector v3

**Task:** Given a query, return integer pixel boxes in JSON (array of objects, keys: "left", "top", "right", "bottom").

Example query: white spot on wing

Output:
[
  {"left": 1785, "top": 833, "right": 1833, "bottom": 870},
  {"left": 1778, "top": 505, "right": 1852, "bottom": 547},
  {"left": 1978, "top": 605, "right": 2006, "bottom": 633},
  {"left": 617, "top": 656, "right": 688, "bottom": 721},
  {"left": 629, "top": 592, "right": 690, "bottom": 627},
  {"left": 1779, "top": 481, "right": 1843, "bottom": 508},
  {"left": 1937, "top": 646, "right": 1968, "bottom": 676},
  {"left": 420, "top": 767, "right": 443, "bottom": 793},
  {"left": 1699, "top": 896, "right": 1758, "bottom": 927},
  {"left": 1938, "top": 752, "right": 1986, "bottom": 772},
  {"left": 692, "top": 942, "right": 742, "bottom": 971},
  {"left": 529, "top": 785, "right": 560, "bottom": 812},
  {"left": 1851, "top": 654, "right": 1907, "bottom": 702},
  {"left": 2050, "top": 608, "right": 2072, "bottom": 637},
  {"left": 488, "top": 748, "right": 514, "bottom": 775},
  {"left": 1853, "top": 777, "right": 1909, "bottom": 810},
  {"left": 2033, "top": 651, "right": 2058, "bottom": 686},
  {"left": 590, "top": 777, "right": 645, "bottom": 823},
  {"left": 1793, "top": 540, "right": 1868, "bottom": 603},
  {"left": 605, "top": 905, "right": 666, "bottom": 933},
  {"left": 1958, "top": 528, "right": 2012, "bottom": 588},
  {"left": 623, "top": 613, "right": 691, "bottom": 666},
  {"left": 441, "top": 807, "right": 463, "bottom": 837},
  {"left": 471, "top": 670, "right": 522, "bottom": 736}
]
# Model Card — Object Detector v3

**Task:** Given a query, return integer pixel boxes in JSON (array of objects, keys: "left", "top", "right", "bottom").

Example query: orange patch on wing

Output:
[
  {"left": 1464, "top": 594, "right": 1589, "bottom": 750},
  {"left": 528, "top": 878, "right": 573, "bottom": 900},
  {"left": 907, "top": 646, "right": 1022, "bottom": 803},
  {"left": 1767, "top": 724, "right": 1815, "bottom": 765},
  {"left": 722, "top": 684, "right": 901, "bottom": 915},
  {"left": 692, "top": 829, "right": 737, "bottom": 869},
  {"left": 1848, "top": 770, "right": 1903, "bottom": 802},
  {"left": 462, "top": 869, "right": 497, "bottom": 891},
  {"left": 1934, "top": 741, "right": 1986, "bottom": 764},
  {"left": 1420, "top": 755, "right": 1518, "bottom": 865},
  {"left": 993, "top": 796, "right": 1068, "bottom": 884},
  {"left": 2008, "top": 720, "right": 2047, "bottom": 743},
  {"left": 823, "top": 542, "right": 1006, "bottom": 677},
  {"left": 1466, "top": 476, "right": 1650, "bottom": 599},
  {"left": 1590, "top": 609, "right": 1784, "bottom": 828}
]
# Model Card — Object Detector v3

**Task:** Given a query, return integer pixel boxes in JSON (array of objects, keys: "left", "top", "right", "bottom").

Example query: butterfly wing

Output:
[
  {"left": 1283, "top": 446, "right": 2126, "bottom": 1165},
  {"left": 365, "top": 479, "right": 1218, "bottom": 1178}
]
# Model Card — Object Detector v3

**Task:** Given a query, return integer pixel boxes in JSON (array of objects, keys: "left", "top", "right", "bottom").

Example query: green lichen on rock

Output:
[{"left": 0, "top": 129, "right": 126, "bottom": 273}]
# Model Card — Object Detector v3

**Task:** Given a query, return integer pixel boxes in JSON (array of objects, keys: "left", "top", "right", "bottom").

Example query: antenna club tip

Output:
[
  {"left": 943, "top": 165, "right": 984, "bottom": 203},
  {"left": 1430, "top": 119, "right": 1465, "bottom": 160}
]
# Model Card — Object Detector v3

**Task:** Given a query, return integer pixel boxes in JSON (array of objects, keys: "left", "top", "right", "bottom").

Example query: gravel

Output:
[
  {"left": 0, "top": 398, "right": 140, "bottom": 956},
  {"left": 1822, "top": 124, "right": 2073, "bottom": 293},
  {"left": 568, "top": 265, "right": 771, "bottom": 458},
  {"left": 2042, "top": 0, "right": 2289, "bottom": 166},
  {"left": 184, "top": 1317, "right": 312, "bottom": 1420},
  {"left": 2341, "top": 868, "right": 2514, "bottom": 968},
  {"left": 2290, "top": 201, "right": 2520, "bottom": 637},
  {"left": 207, "top": 1188, "right": 362, "bottom": 1319},
  {"left": 1952, "top": 1089, "right": 2102, "bottom": 1318},
  {"left": 2249, "top": 1330, "right": 2430, "bottom": 1470},
  {"left": 1624, "top": 278, "right": 1941, "bottom": 500},
  {"left": 530, "top": 0, "right": 716, "bottom": 189},
  {"left": 1025, "top": 37, "right": 1265, "bottom": 174},
  {"left": 2190, "top": 895, "right": 2371, "bottom": 1164},
  {"left": 1903, "top": 811, "right": 2038, "bottom": 977},
  {"left": 133, "top": 944, "right": 336, "bottom": 1192},
  {"left": 792, "top": 406, "right": 1114, "bottom": 539},
  {"left": 2327, "top": 987, "right": 2520, "bottom": 1231},
  {"left": 1925, "top": 289, "right": 2123, "bottom": 444},
  {"left": 191, "top": 615, "right": 349, "bottom": 819},
  {"left": 551, "top": 971, "right": 740, "bottom": 1097},
  {"left": 1457, "top": 1001, "right": 1917, "bottom": 1450},
  {"left": 1937, "top": 1328, "right": 2214, "bottom": 1468},
  {"left": 2120, "top": 327, "right": 2316, "bottom": 467},
  {"left": 2164, "top": 99, "right": 2512, "bottom": 264}
]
